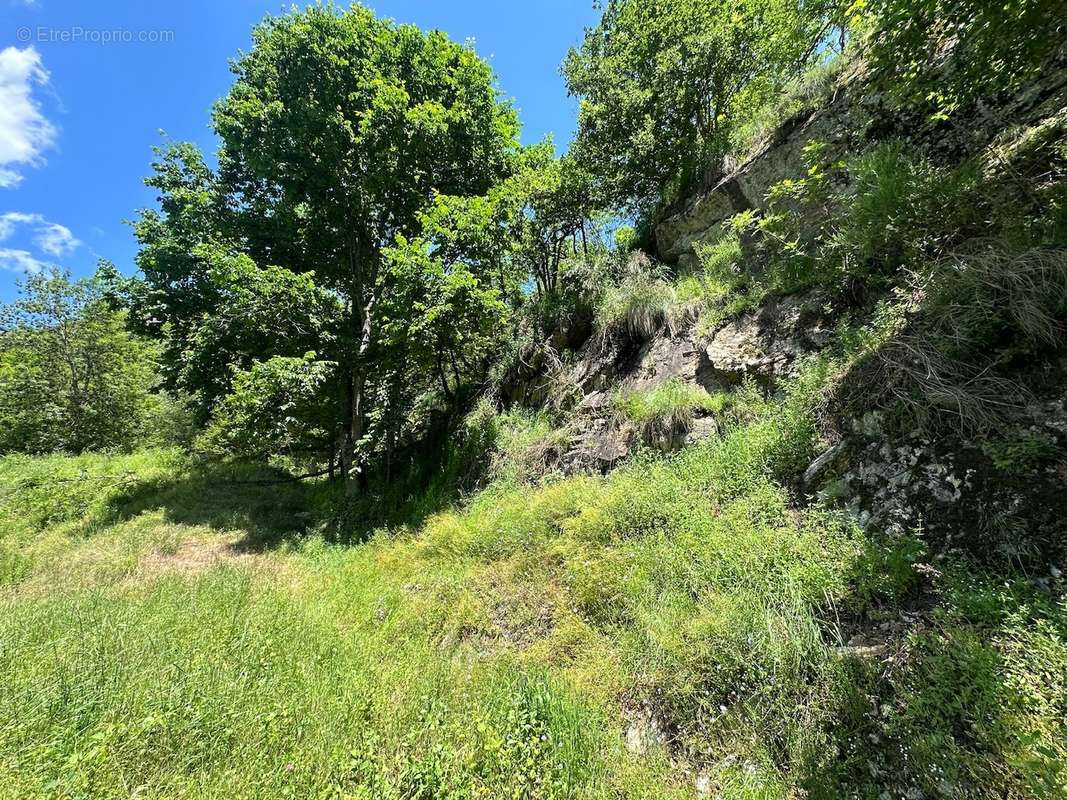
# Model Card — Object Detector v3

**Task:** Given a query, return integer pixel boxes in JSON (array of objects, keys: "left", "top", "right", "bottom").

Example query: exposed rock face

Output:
[
  {"left": 655, "top": 45, "right": 1067, "bottom": 268},
  {"left": 505, "top": 48, "right": 1067, "bottom": 503},
  {"left": 827, "top": 391, "right": 1067, "bottom": 571},
  {"left": 503, "top": 303, "right": 805, "bottom": 474},
  {"left": 569, "top": 291, "right": 831, "bottom": 404},
  {"left": 560, "top": 417, "right": 634, "bottom": 475},
  {"left": 655, "top": 62, "right": 871, "bottom": 266},
  {"left": 623, "top": 711, "right": 668, "bottom": 756},
  {"left": 703, "top": 293, "right": 830, "bottom": 387},
  {"left": 500, "top": 284, "right": 838, "bottom": 476}
]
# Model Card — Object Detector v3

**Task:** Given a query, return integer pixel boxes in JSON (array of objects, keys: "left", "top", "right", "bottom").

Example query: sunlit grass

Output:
[{"left": 1, "top": 374, "right": 1064, "bottom": 797}]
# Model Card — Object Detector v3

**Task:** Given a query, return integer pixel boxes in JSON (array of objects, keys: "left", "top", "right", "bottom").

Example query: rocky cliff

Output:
[{"left": 502, "top": 47, "right": 1067, "bottom": 573}]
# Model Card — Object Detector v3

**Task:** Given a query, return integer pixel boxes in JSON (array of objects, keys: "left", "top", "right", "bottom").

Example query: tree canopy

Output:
[
  {"left": 131, "top": 4, "right": 524, "bottom": 490},
  {"left": 563, "top": 0, "right": 846, "bottom": 217}
]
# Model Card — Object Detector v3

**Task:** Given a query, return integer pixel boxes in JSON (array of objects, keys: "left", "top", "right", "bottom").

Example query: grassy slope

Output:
[{"left": 1, "top": 366, "right": 1064, "bottom": 799}]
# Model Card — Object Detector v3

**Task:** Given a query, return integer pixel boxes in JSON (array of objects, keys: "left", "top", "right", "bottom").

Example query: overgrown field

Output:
[{"left": 2, "top": 371, "right": 1064, "bottom": 799}]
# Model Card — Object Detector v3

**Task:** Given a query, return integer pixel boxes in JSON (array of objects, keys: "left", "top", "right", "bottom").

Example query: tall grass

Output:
[
  {"left": 1, "top": 357, "right": 1065, "bottom": 797},
  {"left": 612, "top": 379, "right": 728, "bottom": 445},
  {"left": 594, "top": 263, "right": 676, "bottom": 343}
]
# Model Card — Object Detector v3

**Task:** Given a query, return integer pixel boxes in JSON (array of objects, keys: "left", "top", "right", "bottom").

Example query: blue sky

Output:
[{"left": 0, "top": 0, "right": 600, "bottom": 301}]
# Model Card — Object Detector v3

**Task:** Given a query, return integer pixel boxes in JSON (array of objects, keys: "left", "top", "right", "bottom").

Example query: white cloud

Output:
[
  {"left": 0, "top": 46, "right": 56, "bottom": 189},
  {"left": 34, "top": 220, "right": 78, "bottom": 256},
  {"left": 0, "top": 211, "right": 79, "bottom": 268},
  {"left": 0, "top": 247, "right": 49, "bottom": 273},
  {"left": 0, "top": 210, "right": 34, "bottom": 240}
]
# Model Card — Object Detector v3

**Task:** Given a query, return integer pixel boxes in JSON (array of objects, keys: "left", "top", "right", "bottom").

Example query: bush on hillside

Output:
[
  {"left": 0, "top": 269, "right": 167, "bottom": 454},
  {"left": 594, "top": 255, "right": 675, "bottom": 343},
  {"left": 612, "top": 379, "right": 728, "bottom": 445}
]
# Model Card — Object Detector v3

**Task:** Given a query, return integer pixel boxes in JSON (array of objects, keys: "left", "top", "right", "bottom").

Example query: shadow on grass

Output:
[
  {"left": 99, "top": 454, "right": 473, "bottom": 552},
  {"left": 103, "top": 462, "right": 339, "bottom": 552}
]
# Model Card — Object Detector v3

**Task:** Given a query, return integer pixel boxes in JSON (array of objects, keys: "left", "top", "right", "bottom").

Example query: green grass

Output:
[
  {"left": 594, "top": 267, "right": 676, "bottom": 343},
  {"left": 489, "top": 407, "right": 573, "bottom": 483},
  {"left": 1, "top": 366, "right": 1065, "bottom": 798},
  {"left": 730, "top": 55, "right": 851, "bottom": 163},
  {"left": 612, "top": 379, "right": 729, "bottom": 444}
]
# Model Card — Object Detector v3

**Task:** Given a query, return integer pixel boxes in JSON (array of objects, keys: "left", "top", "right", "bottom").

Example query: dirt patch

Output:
[{"left": 137, "top": 532, "right": 263, "bottom": 578}]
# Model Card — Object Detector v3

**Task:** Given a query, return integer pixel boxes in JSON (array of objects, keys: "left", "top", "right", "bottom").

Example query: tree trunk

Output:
[
  {"left": 340, "top": 236, "right": 379, "bottom": 497},
  {"left": 349, "top": 364, "right": 369, "bottom": 494},
  {"left": 339, "top": 371, "right": 358, "bottom": 494}
]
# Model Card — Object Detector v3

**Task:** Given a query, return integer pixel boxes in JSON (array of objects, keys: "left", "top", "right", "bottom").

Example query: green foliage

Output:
[
  {"left": 135, "top": 3, "right": 522, "bottom": 486},
  {"left": 129, "top": 142, "right": 230, "bottom": 332},
  {"left": 866, "top": 0, "right": 1067, "bottom": 117},
  {"left": 563, "top": 0, "right": 848, "bottom": 216},
  {"left": 612, "top": 379, "right": 728, "bottom": 443},
  {"left": 507, "top": 144, "right": 598, "bottom": 300},
  {"left": 828, "top": 144, "right": 982, "bottom": 280},
  {"left": 6, "top": 4, "right": 1065, "bottom": 797},
  {"left": 1, "top": 350, "right": 1064, "bottom": 797},
  {"left": 594, "top": 255, "right": 675, "bottom": 342},
  {"left": 198, "top": 354, "right": 336, "bottom": 459},
  {"left": 169, "top": 251, "right": 341, "bottom": 421},
  {"left": 982, "top": 429, "right": 1058, "bottom": 474},
  {"left": 679, "top": 211, "right": 771, "bottom": 331},
  {"left": 488, "top": 407, "right": 572, "bottom": 484},
  {"left": 748, "top": 141, "right": 989, "bottom": 301},
  {"left": 213, "top": 4, "right": 519, "bottom": 292},
  {"left": 862, "top": 577, "right": 1067, "bottom": 797},
  {"left": 0, "top": 269, "right": 164, "bottom": 454},
  {"left": 922, "top": 246, "right": 1067, "bottom": 357},
  {"left": 383, "top": 234, "right": 510, "bottom": 401},
  {"left": 811, "top": 135, "right": 1067, "bottom": 432},
  {"left": 730, "top": 54, "right": 852, "bottom": 160},
  {"left": 0, "top": 448, "right": 187, "bottom": 535}
]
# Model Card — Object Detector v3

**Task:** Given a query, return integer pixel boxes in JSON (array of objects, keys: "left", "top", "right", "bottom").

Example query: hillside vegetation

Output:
[{"left": 2, "top": 1, "right": 1067, "bottom": 798}]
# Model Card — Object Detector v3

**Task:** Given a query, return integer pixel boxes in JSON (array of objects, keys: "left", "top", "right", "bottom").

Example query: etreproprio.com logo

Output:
[{"left": 16, "top": 26, "right": 176, "bottom": 44}]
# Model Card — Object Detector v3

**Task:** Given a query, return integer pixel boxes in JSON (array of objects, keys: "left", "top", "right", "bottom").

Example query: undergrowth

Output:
[
  {"left": 1, "top": 346, "right": 1065, "bottom": 797},
  {"left": 612, "top": 379, "right": 728, "bottom": 445}
]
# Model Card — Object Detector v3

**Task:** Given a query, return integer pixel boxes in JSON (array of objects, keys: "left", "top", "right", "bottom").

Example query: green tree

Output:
[
  {"left": 865, "top": 0, "right": 1066, "bottom": 117},
  {"left": 563, "top": 0, "right": 844, "bottom": 217},
  {"left": 207, "top": 4, "right": 519, "bottom": 491},
  {"left": 509, "top": 146, "right": 597, "bottom": 298},
  {"left": 0, "top": 269, "right": 160, "bottom": 454},
  {"left": 383, "top": 234, "right": 510, "bottom": 404}
]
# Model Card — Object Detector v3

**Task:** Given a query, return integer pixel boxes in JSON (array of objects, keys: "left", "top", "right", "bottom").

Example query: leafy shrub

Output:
[
  {"left": 866, "top": 0, "right": 1066, "bottom": 117},
  {"left": 730, "top": 54, "right": 852, "bottom": 161},
  {"left": 0, "top": 269, "right": 162, "bottom": 454},
  {"left": 683, "top": 212, "right": 771, "bottom": 332},
  {"left": 982, "top": 429, "right": 1058, "bottom": 474},
  {"left": 198, "top": 354, "right": 336, "bottom": 459}
]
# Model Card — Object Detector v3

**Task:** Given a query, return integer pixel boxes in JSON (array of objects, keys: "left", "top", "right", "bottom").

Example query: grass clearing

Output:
[{"left": 1, "top": 367, "right": 1065, "bottom": 797}]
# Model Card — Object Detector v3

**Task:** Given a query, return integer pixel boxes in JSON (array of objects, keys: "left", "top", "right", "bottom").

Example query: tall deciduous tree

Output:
[{"left": 210, "top": 4, "right": 519, "bottom": 491}]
